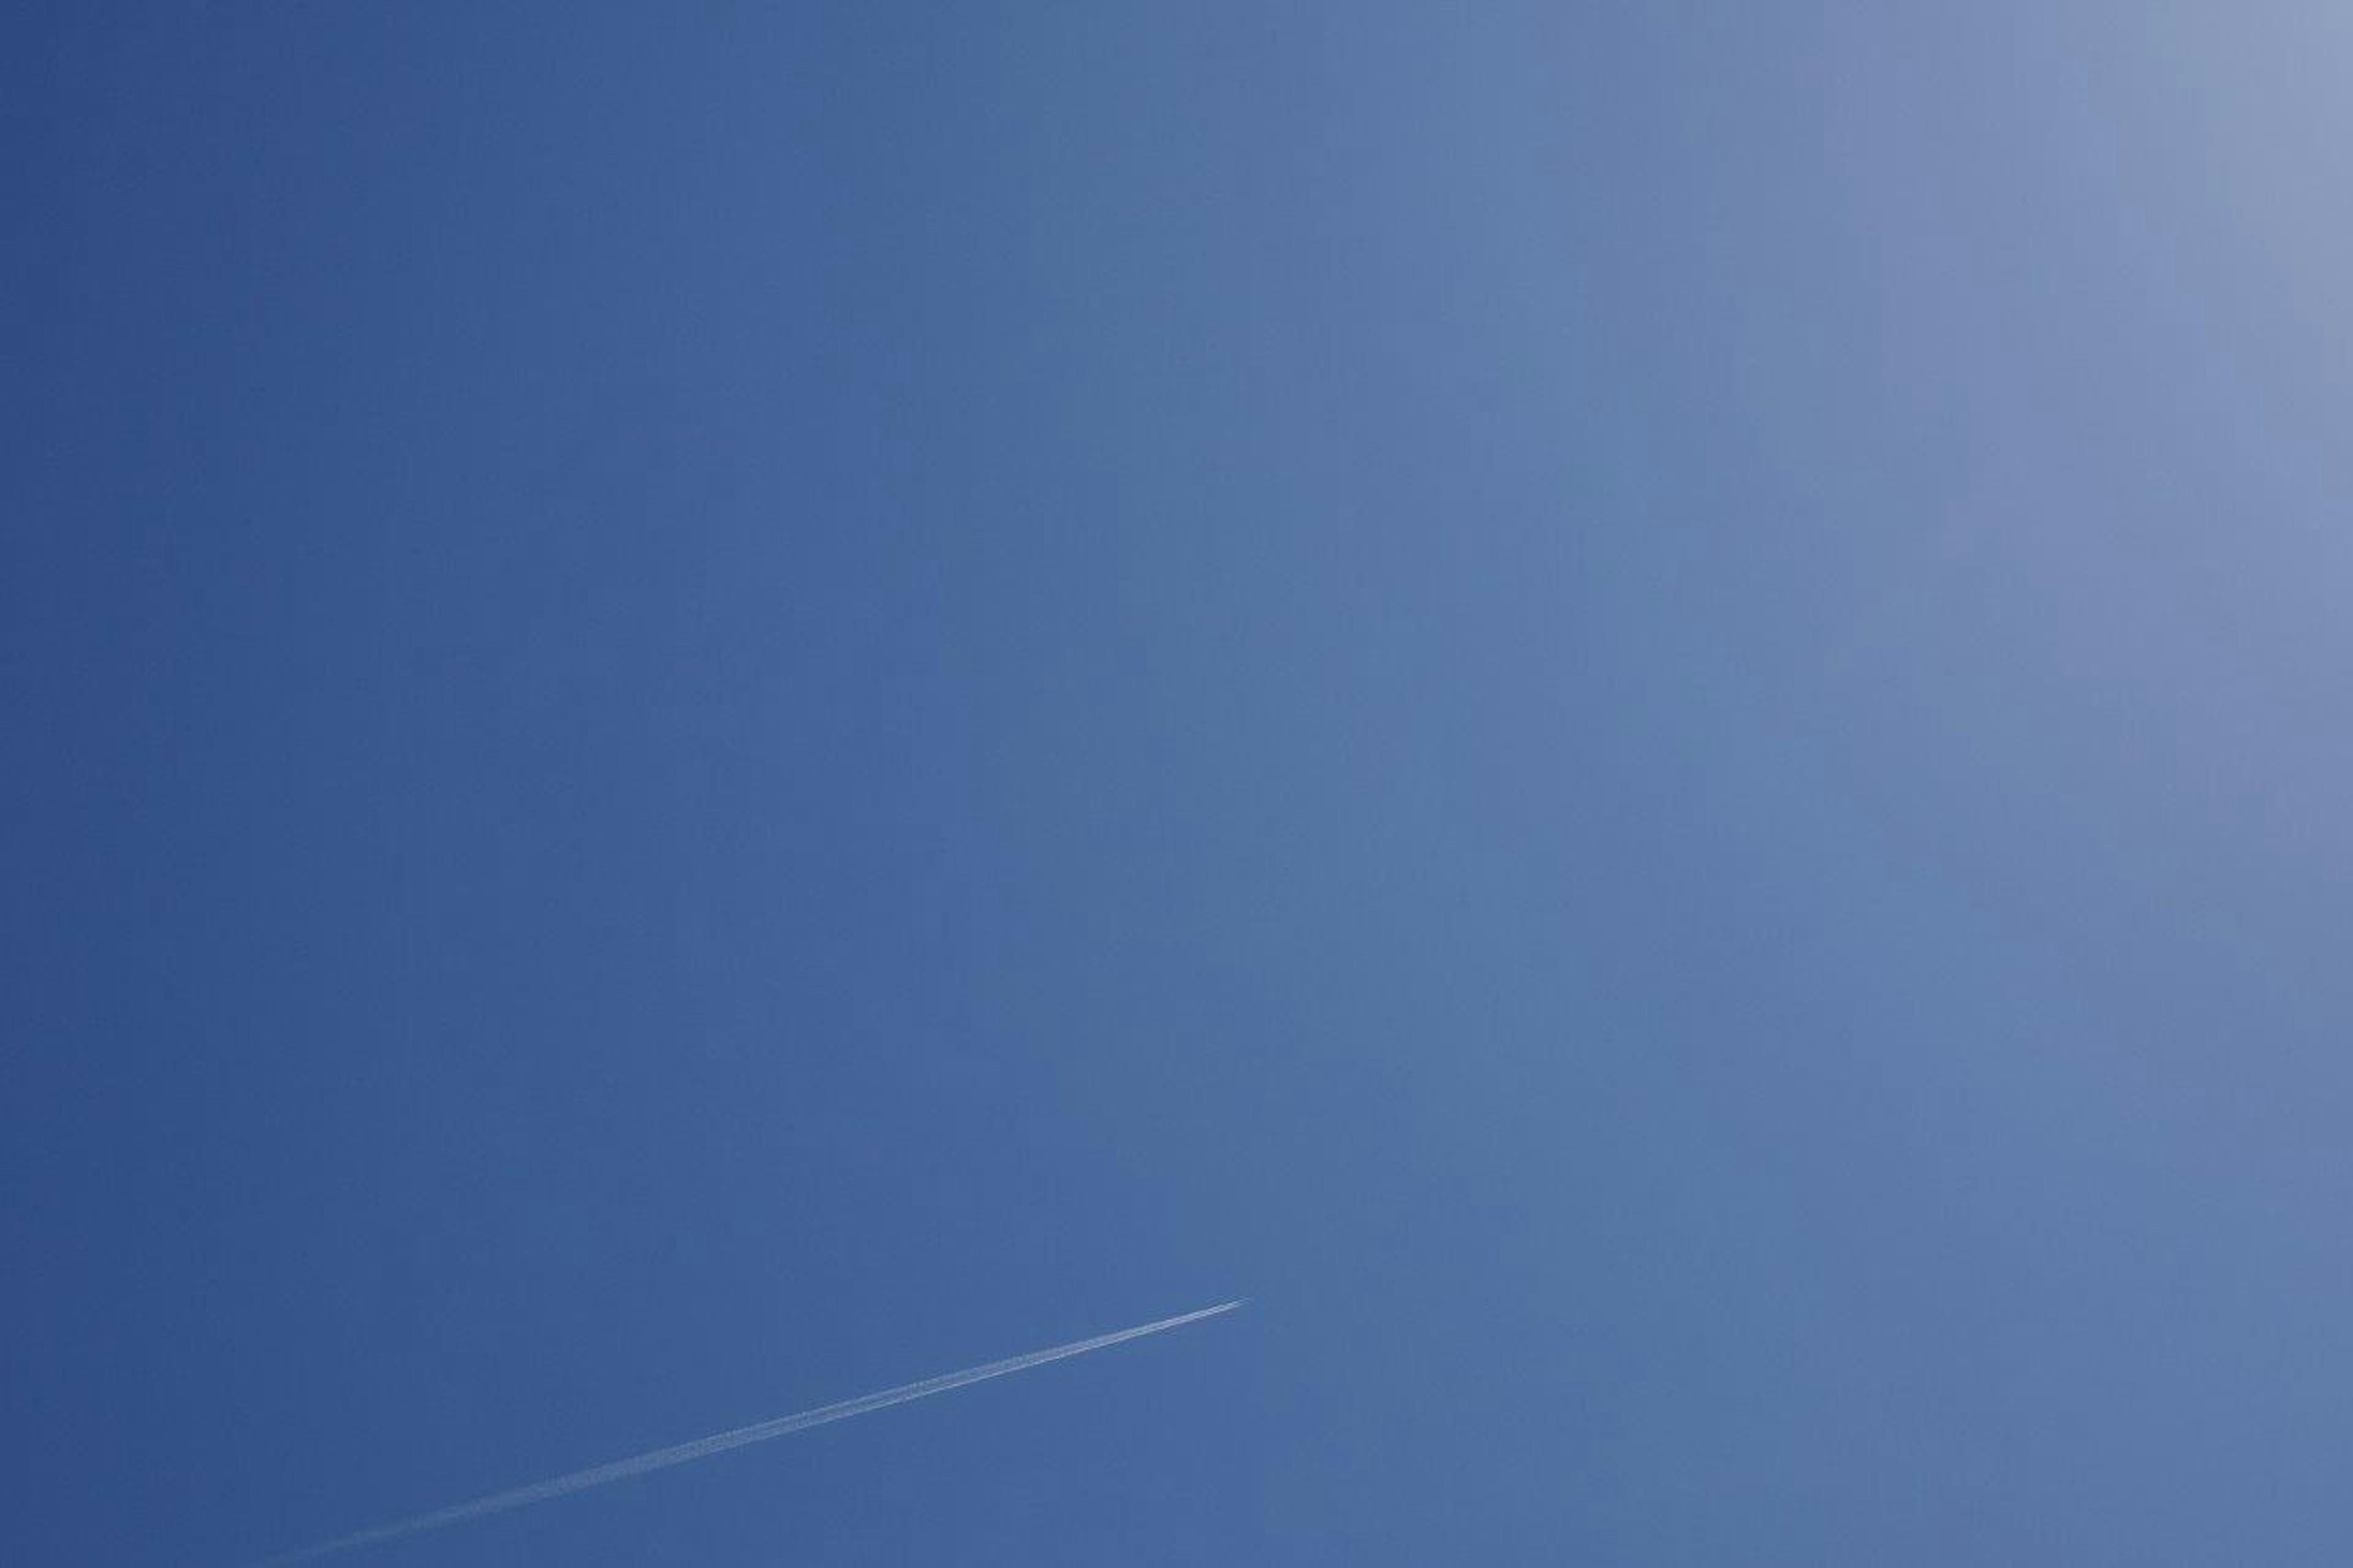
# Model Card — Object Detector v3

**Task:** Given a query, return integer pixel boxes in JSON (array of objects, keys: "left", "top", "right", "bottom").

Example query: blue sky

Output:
[{"left": 8, "top": 6, "right": 2352, "bottom": 1564}]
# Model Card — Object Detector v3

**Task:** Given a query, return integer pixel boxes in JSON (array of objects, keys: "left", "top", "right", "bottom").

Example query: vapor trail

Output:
[{"left": 256, "top": 1299, "right": 1243, "bottom": 1564}]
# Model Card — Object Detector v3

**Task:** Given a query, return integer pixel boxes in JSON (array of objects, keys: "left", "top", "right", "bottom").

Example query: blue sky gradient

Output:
[{"left": 9, "top": 7, "right": 2353, "bottom": 1564}]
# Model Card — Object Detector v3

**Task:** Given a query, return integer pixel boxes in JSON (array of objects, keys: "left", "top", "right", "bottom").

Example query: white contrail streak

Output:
[{"left": 255, "top": 1300, "right": 1242, "bottom": 1564}]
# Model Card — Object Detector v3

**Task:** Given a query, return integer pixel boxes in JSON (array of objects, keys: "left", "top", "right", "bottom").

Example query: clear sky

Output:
[{"left": 8, "top": 6, "right": 2352, "bottom": 1564}]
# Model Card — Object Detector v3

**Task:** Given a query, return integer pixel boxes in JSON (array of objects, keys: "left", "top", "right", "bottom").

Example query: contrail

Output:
[{"left": 254, "top": 1299, "right": 1241, "bottom": 1564}]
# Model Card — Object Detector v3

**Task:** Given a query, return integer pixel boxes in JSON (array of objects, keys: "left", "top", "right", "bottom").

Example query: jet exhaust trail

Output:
[{"left": 254, "top": 1299, "right": 1243, "bottom": 1564}]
